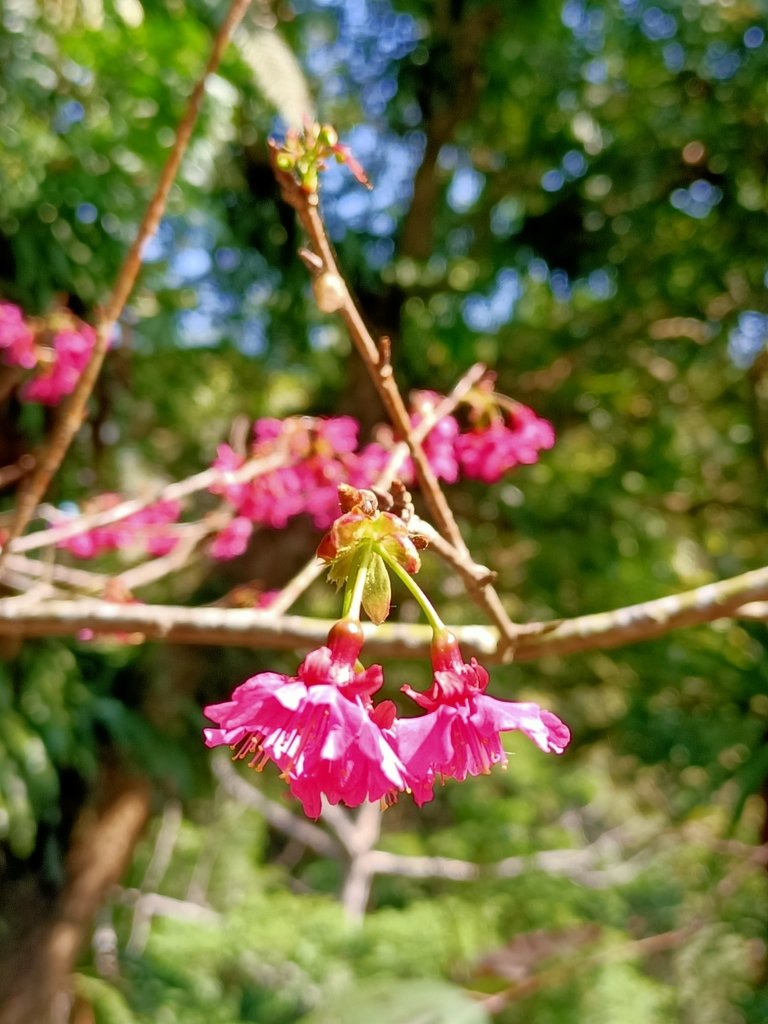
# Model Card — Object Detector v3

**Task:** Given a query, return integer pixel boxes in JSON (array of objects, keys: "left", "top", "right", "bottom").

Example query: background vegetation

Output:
[{"left": 1, "top": 0, "right": 767, "bottom": 1021}]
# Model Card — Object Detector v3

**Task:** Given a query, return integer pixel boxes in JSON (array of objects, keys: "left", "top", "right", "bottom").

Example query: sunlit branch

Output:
[
  {"left": 0, "top": 0, "right": 255, "bottom": 564},
  {"left": 361, "top": 831, "right": 648, "bottom": 888},
  {"left": 376, "top": 360, "right": 487, "bottom": 493},
  {"left": 410, "top": 516, "right": 497, "bottom": 588},
  {"left": 265, "top": 556, "right": 325, "bottom": 616},
  {"left": 3, "top": 562, "right": 768, "bottom": 661},
  {"left": 4, "top": 553, "right": 109, "bottom": 593},
  {"left": 3, "top": 518, "right": 227, "bottom": 595},
  {"left": 115, "top": 519, "right": 225, "bottom": 591}
]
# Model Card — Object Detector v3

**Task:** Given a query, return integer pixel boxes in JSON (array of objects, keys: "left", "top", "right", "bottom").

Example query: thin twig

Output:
[
  {"left": 114, "top": 887, "right": 220, "bottom": 959},
  {"left": 269, "top": 149, "right": 518, "bottom": 653},
  {"left": 0, "top": 454, "right": 35, "bottom": 490},
  {"left": 410, "top": 516, "right": 497, "bottom": 588},
  {"left": 265, "top": 557, "right": 325, "bottom": 616},
  {"left": 127, "top": 801, "right": 183, "bottom": 954},
  {"left": 115, "top": 518, "right": 225, "bottom": 591},
  {"left": 211, "top": 753, "right": 341, "bottom": 858},
  {"left": 9, "top": 449, "right": 286, "bottom": 555},
  {"left": 4, "top": 553, "right": 110, "bottom": 593},
  {"left": 376, "top": 361, "right": 487, "bottom": 493},
  {"left": 0, "top": 0, "right": 254, "bottom": 565}
]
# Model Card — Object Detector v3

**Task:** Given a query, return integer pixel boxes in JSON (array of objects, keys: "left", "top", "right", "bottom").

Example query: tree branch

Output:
[
  {"left": 2, "top": 562, "right": 768, "bottom": 661},
  {"left": 263, "top": 362, "right": 487, "bottom": 617},
  {"left": 270, "top": 148, "right": 518, "bottom": 652}
]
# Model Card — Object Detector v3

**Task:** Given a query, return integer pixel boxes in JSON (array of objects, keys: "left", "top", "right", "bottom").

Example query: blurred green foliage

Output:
[{"left": 1, "top": 0, "right": 768, "bottom": 1021}]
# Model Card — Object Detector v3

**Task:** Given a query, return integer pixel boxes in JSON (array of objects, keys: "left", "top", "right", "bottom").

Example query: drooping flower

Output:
[
  {"left": 456, "top": 401, "right": 555, "bottom": 483},
  {"left": 203, "top": 620, "right": 408, "bottom": 817},
  {"left": 394, "top": 632, "right": 570, "bottom": 804}
]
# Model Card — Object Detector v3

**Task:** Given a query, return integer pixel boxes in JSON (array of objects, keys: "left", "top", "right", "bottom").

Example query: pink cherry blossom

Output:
[
  {"left": 312, "top": 415, "right": 359, "bottom": 456},
  {"left": 56, "top": 497, "right": 181, "bottom": 559},
  {"left": 209, "top": 516, "right": 254, "bottom": 560},
  {"left": 203, "top": 621, "right": 407, "bottom": 817},
  {"left": 394, "top": 633, "right": 569, "bottom": 804},
  {"left": 456, "top": 403, "right": 555, "bottom": 483},
  {"left": 404, "top": 392, "right": 461, "bottom": 484},
  {"left": 422, "top": 414, "right": 460, "bottom": 483},
  {"left": 0, "top": 302, "right": 37, "bottom": 369},
  {"left": 21, "top": 324, "right": 96, "bottom": 405},
  {"left": 213, "top": 418, "right": 362, "bottom": 531},
  {"left": 238, "top": 465, "right": 305, "bottom": 528},
  {"left": 348, "top": 441, "right": 391, "bottom": 490}
]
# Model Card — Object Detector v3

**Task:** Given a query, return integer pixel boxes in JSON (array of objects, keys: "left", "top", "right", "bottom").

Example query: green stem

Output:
[
  {"left": 343, "top": 542, "right": 372, "bottom": 620},
  {"left": 378, "top": 546, "right": 445, "bottom": 634}
]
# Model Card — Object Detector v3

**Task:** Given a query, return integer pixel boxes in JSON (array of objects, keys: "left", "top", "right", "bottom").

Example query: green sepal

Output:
[
  {"left": 362, "top": 552, "right": 391, "bottom": 625},
  {"left": 327, "top": 544, "right": 360, "bottom": 591}
]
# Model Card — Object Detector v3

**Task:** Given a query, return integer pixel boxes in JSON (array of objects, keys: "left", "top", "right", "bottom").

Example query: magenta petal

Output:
[
  {"left": 473, "top": 696, "right": 570, "bottom": 754},
  {"left": 203, "top": 725, "right": 248, "bottom": 748},
  {"left": 392, "top": 706, "right": 456, "bottom": 776},
  {"left": 273, "top": 681, "right": 314, "bottom": 712}
]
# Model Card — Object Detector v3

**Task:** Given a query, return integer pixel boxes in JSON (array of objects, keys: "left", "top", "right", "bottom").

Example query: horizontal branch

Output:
[
  {"left": 1, "top": 562, "right": 768, "bottom": 660},
  {"left": 362, "top": 831, "right": 646, "bottom": 888}
]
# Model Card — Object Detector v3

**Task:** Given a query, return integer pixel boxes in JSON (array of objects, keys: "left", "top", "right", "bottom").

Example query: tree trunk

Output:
[{"left": 0, "top": 761, "right": 151, "bottom": 1024}]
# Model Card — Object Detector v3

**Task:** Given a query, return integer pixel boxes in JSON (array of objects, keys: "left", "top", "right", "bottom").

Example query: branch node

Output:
[
  {"left": 298, "top": 247, "right": 324, "bottom": 273},
  {"left": 378, "top": 335, "right": 392, "bottom": 368}
]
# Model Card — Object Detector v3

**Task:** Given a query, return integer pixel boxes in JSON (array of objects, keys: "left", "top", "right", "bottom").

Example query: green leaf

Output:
[
  {"left": 297, "top": 979, "right": 490, "bottom": 1024},
  {"left": 362, "top": 552, "right": 391, "bottom": 625}
]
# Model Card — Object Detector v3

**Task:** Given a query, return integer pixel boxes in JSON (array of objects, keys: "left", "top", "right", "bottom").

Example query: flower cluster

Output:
[
  {"left": 274, "top": 122, "right": 370, "bottom": 194},
  {"left": 54, "top": 495, "right": 181, "bottom": 559},
  {"left": 457, "top": 374, "right": 556, "bottom": 483},
  {"left": 204, "top": 490, "right": 569, "bottom": 817},
  {"left": 207, "top": 385, "right": 555, "bottom": 559},
  {"left": 204, "top": 622, "right": 569, "bottom": 817},
  {"left": 0, "top": 300, "right": 97, "bottom": 406},
  {"left": 210, "top": 415, "right": 361, "bottom": 544},
  {"left": 456, "top": 407, "right": 555, "bottom": 483}
]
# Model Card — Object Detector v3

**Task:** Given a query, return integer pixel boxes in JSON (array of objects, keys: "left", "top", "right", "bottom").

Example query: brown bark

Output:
[{"left": 0, "top": 763, "right": 151, "bottom": 1024}]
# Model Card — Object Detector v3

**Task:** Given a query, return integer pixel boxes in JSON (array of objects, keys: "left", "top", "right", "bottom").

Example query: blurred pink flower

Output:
[
  {"left": 0, "top": 302, "right": 37, "bottom": 369},
  {"left": 209, "top": 516, "right": 254, "bottom": 560},
  {"left": 214, "top": 418, "right": 362, "bottom": 531},
  {"left": 57, "top": 497, "right": 181, "bottom": 559},
  {"left": 403, "top": 391, "right": 460, "bottom": 484},
  {"left": 456, "top": 404, "right": 555, "bottom": 483},
  {"left": 21, "top": 324, "right": 96, "bottom": 405}
]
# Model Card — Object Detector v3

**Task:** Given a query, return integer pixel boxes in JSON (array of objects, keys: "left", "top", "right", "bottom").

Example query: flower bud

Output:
[
  {"left": 318, "top": 124, "right": 339, "bottom": 148},
  {"left": 313, "top": 272, "right": 346, "bottom": 313}
]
